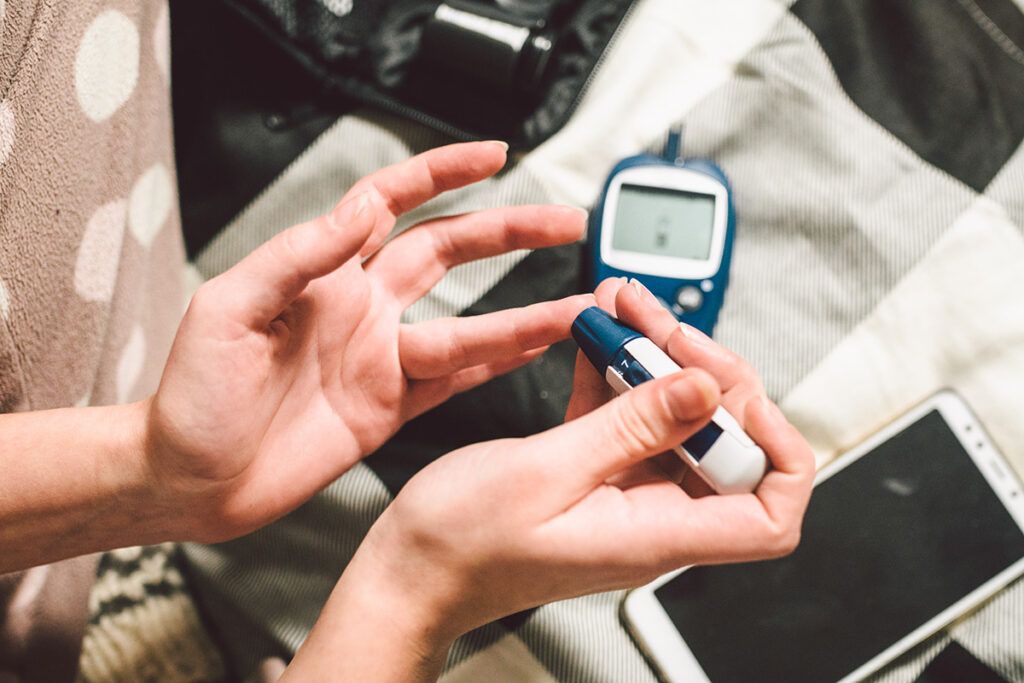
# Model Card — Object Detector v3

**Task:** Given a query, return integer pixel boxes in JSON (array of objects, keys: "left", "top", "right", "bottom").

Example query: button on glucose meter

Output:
[
  {"left": 674, "top": 285, "right": 703, "bottom": 313},
  {"left": 571, "top": 306, "right": 768, "bottom": 495},
  {"left": 587, "top": 126, "right": 736, "bottom": 336}
]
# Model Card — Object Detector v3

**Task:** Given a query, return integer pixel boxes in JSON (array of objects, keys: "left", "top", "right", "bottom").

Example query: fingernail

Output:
[
  {"left": 629, "top": 278, "right": 659, "bottom": 307},
  {"left": 666, "top": 371, "right": 717, "bottom": 421},
  {"left": 486, "top": 140, "right": 510, "bottom": 152},
  {"left": 678, "top": 322, "right": 711, "bottom": 346},
  {"left": 570, "top": 206, "right": 589, "bottom": 220}
]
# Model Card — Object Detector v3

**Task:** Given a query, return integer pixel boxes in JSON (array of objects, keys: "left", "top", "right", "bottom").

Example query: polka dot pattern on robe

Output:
[
  {"left": 74, "top": 10, "right": 140, "bottom": 123},
  {"left": 116, "top": 324, "right": 146, "bottom": 403},
  {"left": 0, "top": 277, "right": 9, "bottom": 321},
  {"left": 129, "top": 163, "right": 173, "bottom": 248},
  {"left": 153, "top": 3, "right": 170, "bottom": 81},
  {"left": 0, "top": 99, "right": 14, "bottom": 167},
  {"left": 74, "top": 199, "right": 128, "bottom": 303}
]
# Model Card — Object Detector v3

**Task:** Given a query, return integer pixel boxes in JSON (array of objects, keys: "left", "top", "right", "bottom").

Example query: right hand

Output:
[{"left": 337, "top": 279, "right": 816, "bottom": 649}]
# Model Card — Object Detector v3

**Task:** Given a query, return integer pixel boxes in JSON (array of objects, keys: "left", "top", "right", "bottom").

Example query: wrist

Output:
[
  {"left": 135, "top": 396, "right": 227, "bottom": 543},
  {"left": 288, "top": 525, "right": 462, "bottom": 681},
  {"left": 106, "top": 398, "right": 185, "bottom": 543},
  {"left": 345, "top": 526, "right": 464, "bottom": 650},
  {"left": 0, "top": 400, "right": 176, "bottom": 571}
]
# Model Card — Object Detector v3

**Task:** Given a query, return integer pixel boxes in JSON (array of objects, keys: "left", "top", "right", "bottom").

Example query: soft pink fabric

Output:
[{"left": 0, "top": 1, "right": 184, "bottom": 680}]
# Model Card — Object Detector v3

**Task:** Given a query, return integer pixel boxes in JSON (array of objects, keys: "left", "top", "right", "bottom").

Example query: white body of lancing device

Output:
[{"left": 571, "top": 307, "right": 767, "bottom": 494}]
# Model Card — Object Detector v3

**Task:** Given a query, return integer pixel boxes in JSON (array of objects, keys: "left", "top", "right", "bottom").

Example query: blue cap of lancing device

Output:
[
  {"left": 572, "top": 306, "right": 641, "bottom": 369},
  {"left": 570, "top": 306, "right": 769, "bottom": 495}
]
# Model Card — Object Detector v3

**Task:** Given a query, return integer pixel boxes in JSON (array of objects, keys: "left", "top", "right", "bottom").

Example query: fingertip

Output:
[
  {"left": 541, "top": 204, "right": 588, "bottom": 243},
  {"left": 613, "top": 278, "right": 641, "bottom": 320},
  {"left": 594, "top": 277, "right": 628, "bottom": 312},
  {"left": 614, "top": 279, "right": 679, "bottom": 344},
  {"left": 480, "top": 140, "right": 510, "bottom": 171},
  {"left": 744, "top": 394, "right": 815, "bottom": 479},
  {"left": 665, "top": 324, "right": 748, "bottom": 391},
  {"left": 565, "top": 292, "right": 597, "bottom": 317},
  {"left": 665, "top": 368, "right": 719, "bottom": 422},
  {"left": 665, "top": 325, "right": 703, "bottom": 363},
  {"left": 678, "top": 322, "right": 712, "bottom": 346},
  {"left": 596, "top": 276, "right": 624, "bottom": 291},
  {"left": 431, "top": 141, "right": 509, "bottom": 190},
  {"left": 566, "top": 205, "right": 588, "bottom": 237}
]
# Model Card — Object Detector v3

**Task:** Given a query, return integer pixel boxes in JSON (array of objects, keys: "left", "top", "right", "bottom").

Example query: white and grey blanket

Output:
[{"left": 175, "top": 0, "right": 1024, "bottom": 680}]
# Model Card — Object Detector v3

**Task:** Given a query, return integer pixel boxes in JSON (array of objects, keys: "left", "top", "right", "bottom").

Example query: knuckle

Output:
[
  {"left": 768, "top": 522, "right": 802, "bottom": 558},
  {"left": 274, "top": 228, "right": 303, "bottom": 266},
  {"left": 719, "top": 351, "right": 744, "bottom": 374},
  {"left": 188, "top": 280, "right": 223, "bottom": 318},
  {"left": 366, "top": 178, "right": 401, "bottom": 215},
  {"left": 781, "top": 528, "right": 802, "bottom": 555},
  {"left": 508, "top": 313, "right": 533, "bottom": 352},
  {"left": 267, "top": 230, "right": 310, "bottom": 288},
  {"left": 422, "top": 155, "right": 453, "bottom": 194},
  {"left": 429, "top": 223, "right": 460, "bottom": 265},
  {"left": 444, "top": 327, "right": 470, "bottom": 369},
  {"left": 722, "top": 352, "right": 762, "bottom": 390},
  {"left": 316, "top": 209, "right": 340, "bottom": 234},
  {"left": 608, "top": 395, "right": 665, "bottom": 457},
  {"left": 497, "top": 211, "right": 523, "bottom": 249},
  {"left": 738, "top": 358, "right": 759, "bottom": 382}
]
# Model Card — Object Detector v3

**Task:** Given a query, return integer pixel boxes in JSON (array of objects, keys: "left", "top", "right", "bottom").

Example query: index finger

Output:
[
  {"left": 565, "top": 277, "right": 628, "bottom": 420},
  {"left": 343, "top": 141, "right": 510, "bottom": 254},
  {"left": 616, "top": 281, "right": 760, "bottom": 393}
]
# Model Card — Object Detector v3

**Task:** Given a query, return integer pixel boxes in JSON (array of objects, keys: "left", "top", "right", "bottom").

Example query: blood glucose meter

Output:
[
  {"left": 588, "top": 128, "right": 735, "bottom": 335},
  {"left": 571, "top": 306, "right": 767, "bottom": 494}
]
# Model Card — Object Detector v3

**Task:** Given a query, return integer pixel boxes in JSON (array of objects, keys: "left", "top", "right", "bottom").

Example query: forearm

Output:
[
  {"left": 283, "top": 542, "right": 458, "bottom": 682},
  {"left": 0, "top": 400, "right": 173, "bottom": 572}
]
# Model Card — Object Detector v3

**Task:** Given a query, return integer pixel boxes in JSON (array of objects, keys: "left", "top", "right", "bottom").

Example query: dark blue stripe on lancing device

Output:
[
  {"left": 613, "top": 350, "right": 722, "bottom": 462},
  {"left": 682, "top": 420, "right": 723, "bottom": 461}
]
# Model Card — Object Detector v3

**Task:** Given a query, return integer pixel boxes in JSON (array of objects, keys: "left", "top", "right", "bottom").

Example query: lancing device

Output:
[{"left": 571, "top": 306, "right": 767, "bottom": 494}]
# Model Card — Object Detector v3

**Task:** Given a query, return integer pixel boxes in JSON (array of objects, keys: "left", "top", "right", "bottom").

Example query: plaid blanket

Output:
[{"left": 176, "top": 0, "right": 1024, "bottom": 680}]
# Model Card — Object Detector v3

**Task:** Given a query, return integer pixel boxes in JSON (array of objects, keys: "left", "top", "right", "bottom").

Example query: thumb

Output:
[
  {"left": 533, "top": 368, "right": 719, "bottom": 495},
  {"left": 215, "top": 192, "right": 377, "bottom": 329}
]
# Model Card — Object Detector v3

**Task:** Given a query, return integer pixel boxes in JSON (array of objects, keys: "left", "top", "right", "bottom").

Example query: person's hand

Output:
[
  {"left": 142, "top": 141, "right": 592, "bottom": 542},
  {"left": 326, "top": 277, "right": 814, "bottom": 660},
  {"left": 565, "top": 277, "right": 773, "bottom": 497}
]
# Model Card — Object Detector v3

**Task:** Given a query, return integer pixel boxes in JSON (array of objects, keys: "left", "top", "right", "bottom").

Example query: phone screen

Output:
[{"left": 652, "top": 410, "right": 1024, "bottom": 682}]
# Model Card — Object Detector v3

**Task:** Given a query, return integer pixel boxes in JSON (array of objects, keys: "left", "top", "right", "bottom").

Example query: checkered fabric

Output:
[{"left": 178, "top": 0, "right": 1024, "bottom": 680}]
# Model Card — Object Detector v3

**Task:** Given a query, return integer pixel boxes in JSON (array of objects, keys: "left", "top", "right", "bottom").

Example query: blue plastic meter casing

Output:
[{"left": 587, "top": 132, "right": 736, "bottom": 337}]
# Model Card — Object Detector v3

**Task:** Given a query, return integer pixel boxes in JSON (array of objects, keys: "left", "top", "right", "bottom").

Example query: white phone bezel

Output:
[
  {"left": 622, "top": 389, "right": 1024, "bottom": 683},
  {"left": 599, "top": 165, "right": 729, "bottom": 280}
]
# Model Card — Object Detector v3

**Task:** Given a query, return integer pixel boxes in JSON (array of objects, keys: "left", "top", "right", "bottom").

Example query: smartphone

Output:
[{"left": 622, "top": 390, "right": 1024, "bottom": 683}]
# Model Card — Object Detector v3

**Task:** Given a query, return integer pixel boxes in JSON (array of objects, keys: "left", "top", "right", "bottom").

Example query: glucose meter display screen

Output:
[
  {"left": 611, "top": 184, "right": 715, "bottom": 260},
  {"left": 652, "top": 411, "right": 1024, "bottom": 683}
]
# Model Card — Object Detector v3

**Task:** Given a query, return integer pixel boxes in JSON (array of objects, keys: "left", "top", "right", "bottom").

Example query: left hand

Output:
[{"left": 143, "top": 141, "right": 592, "bottom": 542}]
